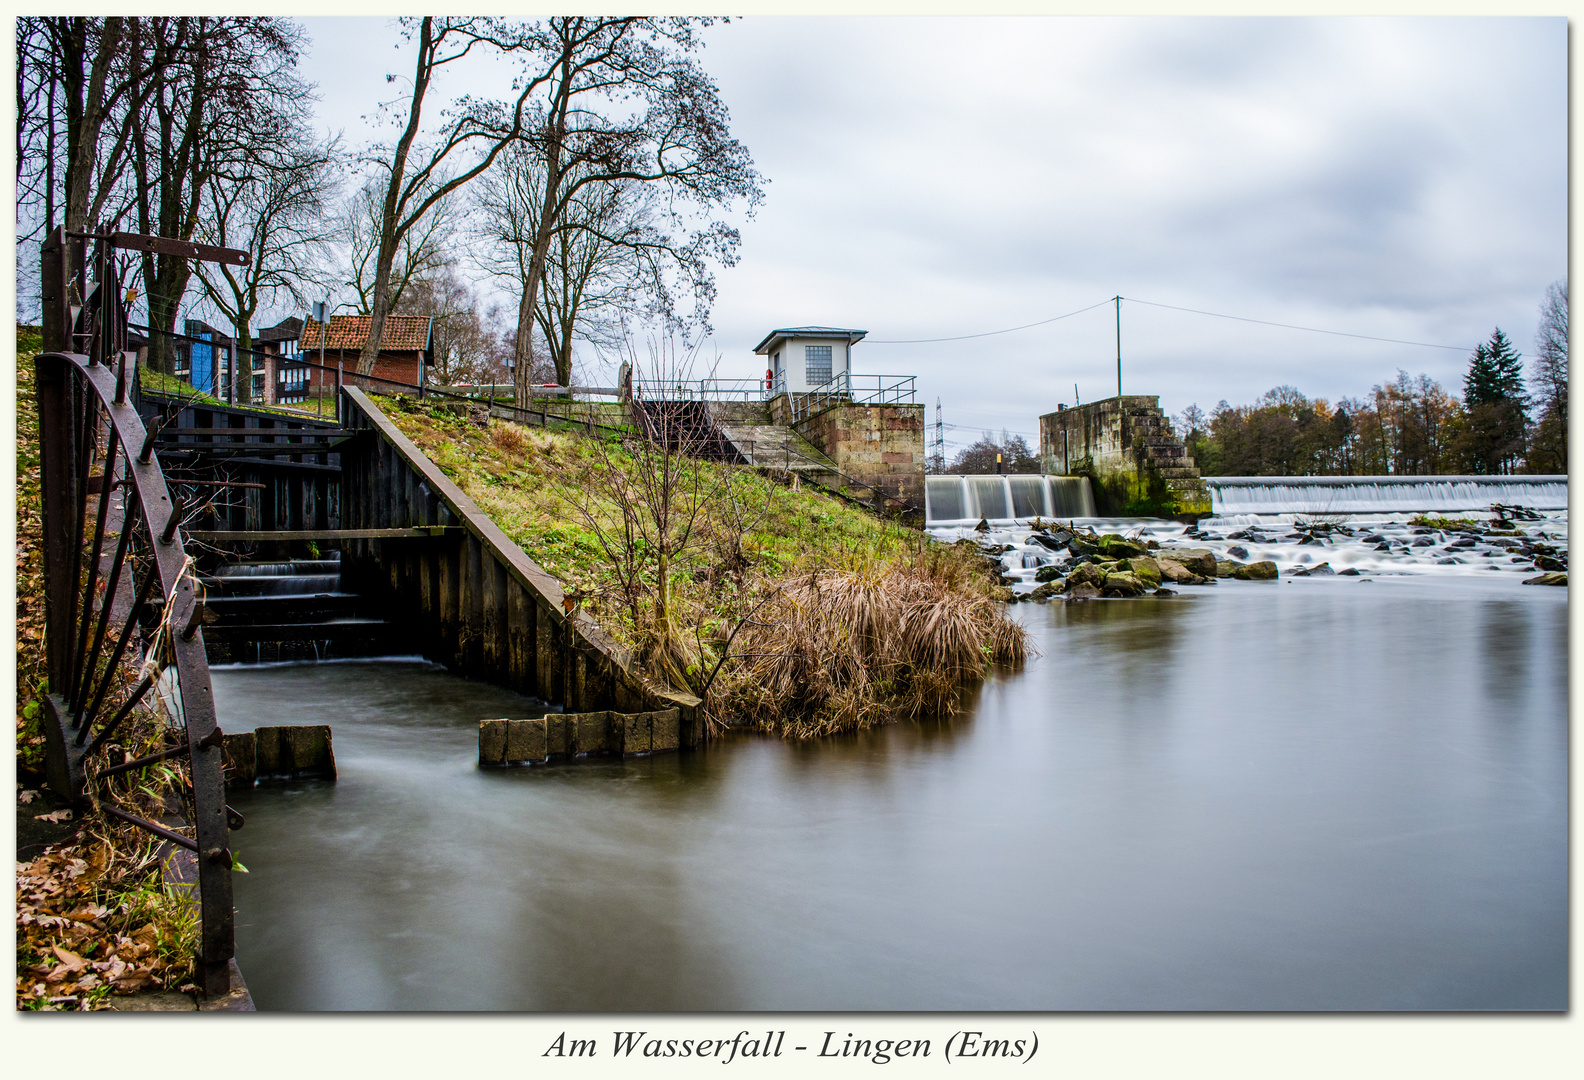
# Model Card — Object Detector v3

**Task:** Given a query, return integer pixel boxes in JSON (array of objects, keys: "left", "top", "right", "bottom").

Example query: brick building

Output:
[{"left": 298, "top": 314, "right": 434, "bottom": 391}]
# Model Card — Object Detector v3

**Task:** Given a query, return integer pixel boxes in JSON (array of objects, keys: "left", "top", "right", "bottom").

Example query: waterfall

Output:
[
  {"left": 1207, "top": 475, "right": 1567, "bottom": 517},
  {"left": 925, "top": 475, "right": 1096, "bottom": 525}
]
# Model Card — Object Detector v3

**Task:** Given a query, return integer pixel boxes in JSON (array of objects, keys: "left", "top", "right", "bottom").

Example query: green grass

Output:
[{"left": 387, "top": 397, "right": 1025, "bottom": 734}]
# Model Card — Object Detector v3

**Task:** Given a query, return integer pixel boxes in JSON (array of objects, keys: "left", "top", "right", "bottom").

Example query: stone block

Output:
[
  {"left": 253, "top": 727, "right": 285, "bottom": 776},
  {"left": 573, "top": 710, "right": 612, "bottom": 755},
  {"left": 222, "top": 732, "right": 256, "bottom": 790},
  {"left": 505, "top": 717, "right": 547, "bottom": 762},
  {"left": 479, "top": 719, "right": 508, "bottom": 765},
  {"left": 288, "top": 726, "right": 335, "bottom": 779},
  {"left": 650, "top": 708, "right": 680, "bottom": 751},
  {"left": 545, "top": 713, "right": 569, "bottom": 756},
  {"left": 622, "top": 712, "right": 653, "bottom": 755}
]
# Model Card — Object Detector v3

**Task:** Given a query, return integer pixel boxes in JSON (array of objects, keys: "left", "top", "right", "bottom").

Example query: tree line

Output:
[
  {"left": 1178, "top": 284, "right": 1567, "bottom": 478},
  {"left": 16, "top": 16, "right": 763, "bottom": 405}
]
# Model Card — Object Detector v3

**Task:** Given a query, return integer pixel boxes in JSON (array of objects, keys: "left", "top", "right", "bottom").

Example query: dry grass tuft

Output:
[
  {"left": 721, "top": 552, "right": 1030, "bottom": 737},
  {"left": 490, "top": 420, "right": 527, "bottom": 455}
]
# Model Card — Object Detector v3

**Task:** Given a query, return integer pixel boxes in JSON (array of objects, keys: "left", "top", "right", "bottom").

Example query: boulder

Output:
[
  {"left": 1337, "top": 567, "right": 1362, "bottom": 576},
  {"left": 1523, "top": 572, "right": 1567, "bottom": 586},
  {"left": 1029, "top": 581, "right": 1063, "bottom": 601},
  {"left": 1065, "top": 583, "right": 1100, "bottom": 600},
  {"left": 1153, "top": 587, "right": 1178, "bottom": 597},
  {"left": 1215, "top": 560, "right": 1236, "bottom": 577},
  {"left": 1231, "top": 560, "right": 1280, "bottom": 580},
  {"left": 1291, "top": 562, "right": 1334, "bottom": 577},
  {"left": 1100, "top": 570, "right": 1147, "bottom": 597},
  {"left": 1162, "top": 547, "right": 1217, "bottom": 576},
  {"left": 1097, "top": 534, "right": 1148, "bottom": 559},
  {"left": 1227, "top": 545, "right": 1250, "bottom": 560},
  {"left": 1068, "top": 537, "right": 1099, "bottom": 557},
  {"left": 1034, "top": 565, "right": 1063, "bottom": 583},
  {"left": 1122, "top": 556, "right": 1162, "bottom": 588},
  {"left": 1066, "top": 562, "right": 1103, "bottom": 589},
  {"left": 992, "top": 586, "right": 1016, "bottom": 603}
]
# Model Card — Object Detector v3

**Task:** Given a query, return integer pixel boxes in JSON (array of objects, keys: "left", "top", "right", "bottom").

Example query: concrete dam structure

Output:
[
  {"left": 1207, "top": 475, "right": 1569, "bottom": 518},
  {"left": 924, "top": 474, "right": 1096, "bottom": 526}
]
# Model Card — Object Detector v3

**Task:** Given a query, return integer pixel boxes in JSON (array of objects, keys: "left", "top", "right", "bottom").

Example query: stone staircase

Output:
[
  {"left": 1123, "top": 404, "right": 1200, "bottom": 480},
  {"left": 706, "top": 402, "right": 894, "bottom": 507}
]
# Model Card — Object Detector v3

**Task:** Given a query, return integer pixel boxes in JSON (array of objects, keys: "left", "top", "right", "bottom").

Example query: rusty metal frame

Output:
[{"left": 36, "top": 224, "right": 236, "bottom": 999}]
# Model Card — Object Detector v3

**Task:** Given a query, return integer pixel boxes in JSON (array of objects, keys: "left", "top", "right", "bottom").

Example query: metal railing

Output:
[
  {"left": 633, "top": 377, "right": 769, "bottom": 403},
  {"left": 788, "top": 373, "right": 918, "bottom": 425}
]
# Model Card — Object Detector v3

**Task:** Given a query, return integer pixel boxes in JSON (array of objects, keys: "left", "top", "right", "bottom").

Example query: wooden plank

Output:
[
  {"left": 481, "top": 553, "right": 500, "bottom": 673},
  {"left": 463, "top": 534, "right": 485, "bottom": 673},
  {"left": 184, "top": 527, "right": 456, "bottom": 541},
  {"left": 507, "top": 579, "right": 532, "bottom": 697}
]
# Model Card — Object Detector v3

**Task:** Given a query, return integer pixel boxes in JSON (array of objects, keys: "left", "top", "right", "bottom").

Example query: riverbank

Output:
[{"left": 385, "top": 398, "right": 1026, "bottom": 736}]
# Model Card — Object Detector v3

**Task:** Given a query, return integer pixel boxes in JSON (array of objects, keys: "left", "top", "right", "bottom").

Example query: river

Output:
[{"left": 217, "top": 552, "right": 1566, "bottom": 1011}]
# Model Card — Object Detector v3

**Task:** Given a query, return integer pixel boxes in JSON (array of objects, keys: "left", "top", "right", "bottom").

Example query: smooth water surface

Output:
[{"left": 220, "top": 576, "right": 1566, "bottom": 1011}]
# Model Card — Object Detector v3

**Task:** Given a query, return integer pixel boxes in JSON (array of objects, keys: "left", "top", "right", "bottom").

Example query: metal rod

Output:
[
  {"left": 71, "top": 479, "right": 137, "bottom": 721},
  {"left": 115, "top": 349, "right": 128, "bottom": 405},
  {"left": 139, "top": 417, "right": 162, "bottom": 462},
  {"left": 69, "top": 425, "right": 120, "bottom": 707},
  {"left": 93, "top": 742, "right": 190, "bottom": 779},
  {"left": 81, "top": 670, "right": 155, "bottom": 753},
  {"left": 99, "top": 804, "right": 199, "bottom": 852},
  {"left": 81, "top": 567, "right": 158, "bottom": 732},
  {"left": 160, "top": 492, "right": 184, "bottom": 543}
]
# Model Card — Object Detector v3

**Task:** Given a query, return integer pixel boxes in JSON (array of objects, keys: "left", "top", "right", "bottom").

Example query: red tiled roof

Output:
[{"left": 300, "top": 314, "right": 431, "bottom": 353}]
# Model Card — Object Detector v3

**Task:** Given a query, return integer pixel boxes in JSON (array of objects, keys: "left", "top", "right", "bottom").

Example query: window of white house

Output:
[{"left": 805, "top": 344, "right": 832, "bottom": 384}]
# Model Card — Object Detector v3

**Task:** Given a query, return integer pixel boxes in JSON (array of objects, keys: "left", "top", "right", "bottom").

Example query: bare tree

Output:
[
  {"left": 473, "top": 144, "right": 652, "bottom": 384},
  {"left": 340, "top": 175, "right": 456, "bottom": 316},
  {"left": 353, "top": 16, "right": 563, "bottom": 376},
  {"left": 494, "top": 17, "right": 764, "bottom": 407},
  {"left": 121, "top": 17, "right": 313, "bottom": 373},
  {"left": 193, "top": 132, "right": 340, "bottom": 402},
  {"left": 1530, "top": 279, "right": 1567, "bottom": 473},
  {"left": 393, "top": 259, "right": 497, "bottom": 385}
]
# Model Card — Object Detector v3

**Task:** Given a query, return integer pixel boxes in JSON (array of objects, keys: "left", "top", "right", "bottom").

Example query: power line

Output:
[
  {"left": 1123, "top": 297, "right": 1475, "bottom": 352},
  {"left": 862, "top": 294, "right": 1476, "bottom": 352},
  {"left": 865, "top": 298, "right": 1114, "bottom": 344}
]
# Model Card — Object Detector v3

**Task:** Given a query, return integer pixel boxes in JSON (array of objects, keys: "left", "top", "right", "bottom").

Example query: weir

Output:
[
  {"left": 1208, "top": 475, "right": 1568, "bottom": 517},
  {"left": 924, "top": 474, "right": 1096, "bottom": 526}
]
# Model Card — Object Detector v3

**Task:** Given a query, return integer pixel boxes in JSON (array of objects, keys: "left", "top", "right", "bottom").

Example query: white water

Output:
[
  {"left": 929, "top": 512, "right": 1567, "bottom": 589},
  {"left": 1208, "top": 475, "right": 1567, "bottom": 517},
  {"left": 926, "top": 474, "right": 1095, "bottom": 525}
]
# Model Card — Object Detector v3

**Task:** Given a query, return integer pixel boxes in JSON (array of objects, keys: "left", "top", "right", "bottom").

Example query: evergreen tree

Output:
[
  {"left": 1463, "top": 328, "right": 1527, "bottom": 406},
  {"left": 1457, "top": 328, "right": 1529, "bottom": 474}
]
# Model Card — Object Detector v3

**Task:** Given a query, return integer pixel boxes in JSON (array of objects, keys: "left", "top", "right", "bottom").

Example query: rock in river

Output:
[
  {"left": 1523, "top": 571, "right": 1568, "bottom": 586},
  {"left": 1160, "top": 547, "right": 1217, "bottom": 577},
  {"left": 1231, "top": 560, "right": 1280, "bottom": 580}
]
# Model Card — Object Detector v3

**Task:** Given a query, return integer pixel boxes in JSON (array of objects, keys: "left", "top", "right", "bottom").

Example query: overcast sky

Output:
[{"left": 294, "top": 15, "right": 1565, "bottom": 450}]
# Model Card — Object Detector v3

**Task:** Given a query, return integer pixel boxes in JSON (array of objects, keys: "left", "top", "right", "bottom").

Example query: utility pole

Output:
[
  {"left": 933, "top": 397, "right": 945, "bottom": 474},
  {"left": 1114, "top": 294, "right": 1122, "bottom": 400}
]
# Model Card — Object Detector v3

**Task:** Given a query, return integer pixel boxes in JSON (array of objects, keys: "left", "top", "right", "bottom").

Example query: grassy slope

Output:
[{"left": 386, "top": 398, "right": 1022, "bottom": 734}]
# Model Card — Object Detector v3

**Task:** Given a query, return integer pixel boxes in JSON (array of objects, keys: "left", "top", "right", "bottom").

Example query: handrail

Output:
[{"left": 789, "top": 373, "right": 918, "bottom": 426}]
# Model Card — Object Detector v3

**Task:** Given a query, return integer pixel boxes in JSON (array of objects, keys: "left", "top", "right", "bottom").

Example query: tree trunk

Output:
[{"left": 360, "top": 17, "right": 432, "bottom": 376}]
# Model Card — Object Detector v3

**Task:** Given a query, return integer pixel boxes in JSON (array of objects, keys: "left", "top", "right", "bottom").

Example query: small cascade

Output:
[
  {"left": 200, "top": 553, "right": 410, "bottom": 664},
  {"left": 925, "top": 474, "right": 1096, "bottom": 526},
  {"left": 1208, "top": 475, "right": 1567, "bottom": 518}
]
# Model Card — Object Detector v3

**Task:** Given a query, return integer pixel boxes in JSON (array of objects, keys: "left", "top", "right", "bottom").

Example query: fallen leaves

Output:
[{"left": 16, "top": 840, "right": 193, "bottom": 1010}]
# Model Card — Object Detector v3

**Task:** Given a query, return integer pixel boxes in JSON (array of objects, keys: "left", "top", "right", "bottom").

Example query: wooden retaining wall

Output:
[{"left": 338, "top": 388, "right": 703, "bottom": 746}]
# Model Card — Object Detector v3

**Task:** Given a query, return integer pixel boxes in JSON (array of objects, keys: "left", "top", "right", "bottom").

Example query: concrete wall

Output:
[
  {"left": 802, "top": 401, "right": 926, "bottom": 504},
  {"left": 1038, "top": 395, "right": 1208, "bottom": 515}
]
